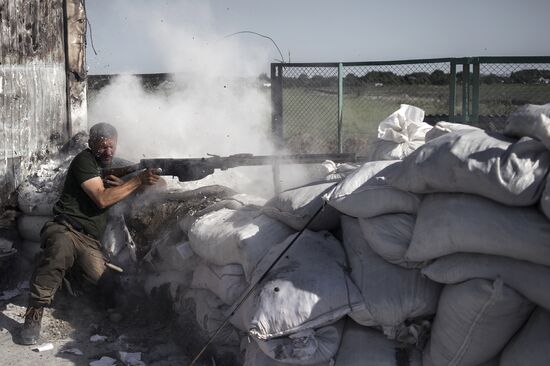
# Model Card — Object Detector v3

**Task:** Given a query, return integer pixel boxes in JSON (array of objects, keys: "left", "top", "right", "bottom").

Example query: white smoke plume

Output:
[
  {"left": 87, "top": 2, "right": 318, "bottom": 195},
  {"left": 88, "top": 2, "right": 275, "bottom": 159}
]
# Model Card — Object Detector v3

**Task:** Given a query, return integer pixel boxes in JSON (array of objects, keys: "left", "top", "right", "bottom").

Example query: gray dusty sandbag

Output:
[
  {"left": 422, "top": 253, "right": 550, "bottom": 310},
  {"left": 143, "top": 271, "right": 190, "bottom": 301},
  {"left": 256, "top": 319, "right": 344, "bottom": 365},
  {"left": 17, "top": 181, "right": 58, "bottom": 216},
  {"left": 188, "top": 208, "right": 294, "bottom": 281},
  {"left": 423, "top": 278, "right": 534, "bottom": 366},
  {"left": 325, "top": 160, "right": 421, "bottom": 218},
  {"left": 342, "top": 217, "right": 441, "bottom": 340},
  {"left": 504, "top": 103, "right": 550, "bottom": 150},
  {"left": 358, "top": 214, "right": 420, "bottom": 268},
  {"left": 262, "top": 181, "right": 341, "bottom": 231},
  {"left": 335, "top": 319, "right": 422, "bottom": 366},
  {"left": 191, "top": 263, "right": 247, "bottom": 306},
  {"left": 541, "top": 173, "right": 550, "bottom": 221},
  {"left": 425, "top": 121, "right": 481, "bottom": 142},
  {"left": 178, "top": 193, "right": 266, "bottom": 234},
  {"left": 500, "top": 308, "right": 550, "bottom": 366},
  {"left": 17, "top": 215, "right": 51, "bottom": 242},
  {"left": 244, "top": 339, "right": 331, "bottom": 366},
  {"left": 406, "top": 193, "right": 550, "bottom": 266},
  {"left": 389, "top": 129, "right": 550, "bottom": 206},
  {"left": 231, "top": 230, "right": 364, "bottom": 340},
  {"left": 183, "top": 289, "right": 241, "bottom": 347}
]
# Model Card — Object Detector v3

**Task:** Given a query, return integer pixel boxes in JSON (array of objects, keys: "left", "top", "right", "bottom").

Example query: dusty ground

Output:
[
  {"left": 0, "top": 277, "right": 193, "bottom": 365},
  {"left": 0, "top": 255, "right": 228, "bottom": 366}
]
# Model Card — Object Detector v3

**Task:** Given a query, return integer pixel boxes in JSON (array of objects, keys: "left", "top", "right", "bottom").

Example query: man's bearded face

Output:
[{"left": 90, "top": 137, "right": 117, "bottom": 167}]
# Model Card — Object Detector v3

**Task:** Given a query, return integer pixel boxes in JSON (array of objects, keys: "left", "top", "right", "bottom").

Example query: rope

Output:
[{"left": 189, "top": 203, "right": 326, "bottom": 365}]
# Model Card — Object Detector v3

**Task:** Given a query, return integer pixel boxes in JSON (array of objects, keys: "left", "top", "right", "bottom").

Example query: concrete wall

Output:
[{"left": 0, "top": 0, "right": 87, "bottom": 209}]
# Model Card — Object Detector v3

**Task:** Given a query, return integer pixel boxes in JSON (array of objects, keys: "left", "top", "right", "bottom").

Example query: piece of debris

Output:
[
  {"left": 61, "top": 347, "right": 84, "bottom": 356},
  {"left": 89, "top": 356, "right": 117, "bottom": 366},
  {"left": 90, "top": 334, "right": 108, "bottom": 343},
  {"left": 119, "top": 351, "right": 145, "bottom": 366},
  {"left": 32, "top": 342, "right": 54, "bottom": 352}
]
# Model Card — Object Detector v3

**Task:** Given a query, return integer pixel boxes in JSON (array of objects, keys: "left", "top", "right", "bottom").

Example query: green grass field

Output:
[{"left": 281, "top": 83, "right": 550, "bottom": 154}]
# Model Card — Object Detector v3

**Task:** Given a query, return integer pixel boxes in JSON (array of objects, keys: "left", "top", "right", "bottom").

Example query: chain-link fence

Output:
[{"left": 271, "top": 57, "right": 550, "bottom": 155}]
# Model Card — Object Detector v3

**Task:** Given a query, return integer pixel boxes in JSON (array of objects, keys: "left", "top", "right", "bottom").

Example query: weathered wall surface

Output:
[{"left": 0, "top": 0, "right": 68, "bottom": 208}]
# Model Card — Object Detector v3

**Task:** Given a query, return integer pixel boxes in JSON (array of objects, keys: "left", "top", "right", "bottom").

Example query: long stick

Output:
[{"left": 189, "top": 204, "right": 326, "bottom": 365}]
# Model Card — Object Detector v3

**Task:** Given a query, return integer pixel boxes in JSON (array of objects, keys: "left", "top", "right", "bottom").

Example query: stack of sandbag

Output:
[
  {"left": 317, "top": 103, "right": 550, "bottom": 365},
  {"left": 183, "top": 189, "right": 368, "bottom": 365},
  {"left": 368, "top": 104, "right": 433, "bottom": 160},
  {"left": 16, "top": 155, "right": 72, "bottom": 265}
]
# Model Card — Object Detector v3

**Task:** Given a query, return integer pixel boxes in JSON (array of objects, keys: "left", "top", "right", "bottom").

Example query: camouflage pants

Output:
[{"left": 29, "top": 221, "right": 109, "bottom": 307}]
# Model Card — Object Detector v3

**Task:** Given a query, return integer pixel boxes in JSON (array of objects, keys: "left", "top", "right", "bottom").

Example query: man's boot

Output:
[{"left": 20, "top": 306, "right": 43, "bottom": 345}]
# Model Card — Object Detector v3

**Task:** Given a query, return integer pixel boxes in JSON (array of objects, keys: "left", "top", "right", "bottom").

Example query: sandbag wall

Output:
[
  {"left": 13, "top": 103, "right": 550, "bottom": 365},
  {"left": 175, "top": 103, "right": 550, "bottom": 365}
]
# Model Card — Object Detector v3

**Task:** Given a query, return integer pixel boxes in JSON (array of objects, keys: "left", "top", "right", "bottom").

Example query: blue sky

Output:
[{"left": 86, "top": 0, "right": 550, "bottom": 75}]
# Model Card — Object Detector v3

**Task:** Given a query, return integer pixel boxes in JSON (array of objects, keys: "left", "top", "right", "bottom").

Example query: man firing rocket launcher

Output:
[{"left": 100, "top": 153, "right": 363, "bottom": 185}]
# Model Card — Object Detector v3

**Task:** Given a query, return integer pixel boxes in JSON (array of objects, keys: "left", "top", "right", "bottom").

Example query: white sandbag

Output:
[
  {"left": 183, "top": 289, "right": 241, "bottom": 346},
  {"left": 325, "top": 160, "right": 421, "bottom": 218},
  {"left": 179, "top": 194, "right": 267, "bottom": 234},
  {"left": 191, "top": 263, "right": 247, "bottom": 305},
  {"left": 358, "top": 214, "right": 420, "bottom": 268},
  {"left": 325, "top": 162, "right": 360, "bottom": 181},
  {"left": 500, "top": 308, "right": 550, "bottom": 366},
  {"left": 504, "top": 103, "right": 550, "bottom": 150},
  {"left": 188, "top": 208, "right": 294, "bottom": 281},
  {"left": 369, "top": 104, "right": 432, "bottom": 160},
  {"left": 231, "top": 230, "right": 364, "bottom": 340},
  {"left": 423, "top": 278, "right": 534, "bottom": 366},
  {"left": 424, "top": 121, "right": 481, "bottom": 142},
  {"left": 406, "top": 193, "right": 550, "bottom": 266},
  {"left": 341, "top": 217, "right": 441, "bottom": 339},
  {"left": 335, "top": 319, "right": 422, "bottom": 366},
  {"left": 17, "top": 181, "right": 58, "bottom": 216},
  {"left": 422, "top": 253, "right": 550, "bottom": 310},
  {"left": 143, "top": 238, "right": 200, "bottom": 274},
  {"left": 541, "top": 172, "right": 550, "bottom": 221},
  {"left": 17, "top": 215, "right": 51, "bottom": 242},
  {"left": 389, "top": 129, "right": 550, "bottom": 206},
  {"left": 262, "top": 181, "right": 341, "bottom": 231},
  {"left": 256, "top": 320, "right": 344, "bottom": 365},
  {"left": 244, "top": 339, "right": 331, "bottom": 366}
]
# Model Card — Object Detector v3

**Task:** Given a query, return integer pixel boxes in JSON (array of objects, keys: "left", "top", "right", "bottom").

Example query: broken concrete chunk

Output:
[
  {"left": 32, "top": 342, "right": 54, "bottom": 352},
  {"left": 89, "top": 356, "right": 117, "bottom": 366},
  {"left": 90, "top": 334, "right": 108, "bottom": 343}
]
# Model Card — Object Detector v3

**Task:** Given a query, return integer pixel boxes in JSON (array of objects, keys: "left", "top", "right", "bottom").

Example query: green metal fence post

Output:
[
  {"left": 471, "top": 59, "right": 480, "bottom": 123},
  {"left": 338, "top": 63, "right": 344, "bottom": 153},
  {"left": 449, "top": 61, "right": 457, "bottom": 122},
  {"left": 271, "top": 64, "right": 284, "bottom": 195},
  {"left": 462, "top": 63, "right": 470, "bottom": 122}
]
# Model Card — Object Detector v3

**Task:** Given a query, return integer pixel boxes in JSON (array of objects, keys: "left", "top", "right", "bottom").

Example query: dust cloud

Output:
[{"left": 87, "top": 3, "right": 317, "bottom": 196}]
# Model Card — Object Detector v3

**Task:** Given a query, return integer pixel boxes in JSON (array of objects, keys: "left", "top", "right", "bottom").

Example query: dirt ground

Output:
[{"left": 0, "top": 257, "right": 216, "bottom": 366}]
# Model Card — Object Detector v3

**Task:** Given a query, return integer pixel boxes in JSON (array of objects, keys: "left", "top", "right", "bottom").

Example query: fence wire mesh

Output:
[
  {"left": 281, "top": 66, "right": 339, "bottom": 154},
  {"left": 274, "top": 57, "right": 550, "bottom": 155},
  {"left": 476, "top": 62, "right": 550, "bottom": 131}
]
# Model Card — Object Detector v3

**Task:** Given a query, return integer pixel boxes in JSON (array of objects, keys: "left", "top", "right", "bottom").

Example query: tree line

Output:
[{"left": 279, "top": 69, "right": 550, "bottom": 87}]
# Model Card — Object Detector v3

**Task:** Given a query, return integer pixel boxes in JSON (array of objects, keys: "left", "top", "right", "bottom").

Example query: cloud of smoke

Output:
[
  {"left": 88, "top": 2, "right": 273, "bottom": 160},
  {"left": 88, "top": 2, "right": 317, "bottom": 196}
]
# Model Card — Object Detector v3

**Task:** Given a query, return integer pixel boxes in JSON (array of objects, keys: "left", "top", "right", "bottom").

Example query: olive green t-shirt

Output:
[{"left": 53, "top": 149, "right": 108, "bottom": 239}]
